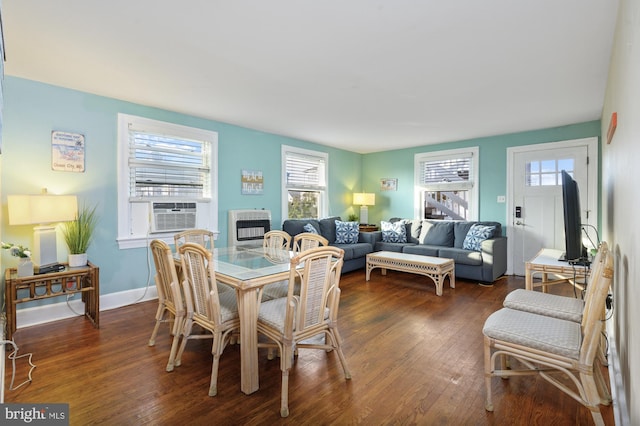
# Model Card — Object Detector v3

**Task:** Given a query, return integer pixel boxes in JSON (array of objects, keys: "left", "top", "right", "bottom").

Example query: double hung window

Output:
[
  {"left": 117, "top": 114, "right": 218, "bottom": 248},
  {"left": 414, "top": 147, "right": 479, "bottom": 220},
  {"left": 282, "top": 145, "right": 328, "bottom": 219}
]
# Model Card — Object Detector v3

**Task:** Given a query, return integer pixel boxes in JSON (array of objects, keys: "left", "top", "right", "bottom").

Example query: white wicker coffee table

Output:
[{"left": 366, "top": 251, "right": 455, "bottom": 296}]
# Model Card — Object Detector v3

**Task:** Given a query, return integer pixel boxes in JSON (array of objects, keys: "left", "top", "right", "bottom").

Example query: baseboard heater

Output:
[{"left": 228, "top": 209, "right": 271, "bottom": 247}]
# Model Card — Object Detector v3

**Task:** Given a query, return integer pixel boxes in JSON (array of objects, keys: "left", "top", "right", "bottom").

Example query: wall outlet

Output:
[{"left": 497, "top": 195, "right": 506, "bottom": 203}]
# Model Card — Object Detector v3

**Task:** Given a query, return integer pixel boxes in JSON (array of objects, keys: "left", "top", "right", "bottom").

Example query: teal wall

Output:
[
  {"left": 363, "top": 121, "right": 601, "bottom": 225},
  {"left": 0, "top": 76, "right": 601, "bottom": 301},
  {"left": 0, "top": 77, "right": 362, "bottom": 297}
]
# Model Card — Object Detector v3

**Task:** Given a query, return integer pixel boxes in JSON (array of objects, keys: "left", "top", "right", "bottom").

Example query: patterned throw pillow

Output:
[
  {"left": 381, "top": 221, "right": 407, "bottom": 243},
  {"left": 462, "top": 224, "right": 496, "bottom": 251},
  {"left": 335, "top": 220, "right": 359, "bottom": 244},
  {"left": 303, "top": 223, "right": 319, "bottom": 234}
]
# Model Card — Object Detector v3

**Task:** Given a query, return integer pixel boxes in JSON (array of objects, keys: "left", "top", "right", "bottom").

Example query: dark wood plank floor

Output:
[{"left": 4, "top": 271, "right": 614, "bottom": 425}]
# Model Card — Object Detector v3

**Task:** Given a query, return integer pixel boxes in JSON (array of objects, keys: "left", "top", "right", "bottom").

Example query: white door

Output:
[{"left": 507, "top": 138, "right": 598, "bottom": 276}]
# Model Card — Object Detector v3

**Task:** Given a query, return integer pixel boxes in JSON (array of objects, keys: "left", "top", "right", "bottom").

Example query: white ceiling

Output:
[{"left": 3, "top": 0, "right": 619, "bottom": 153}]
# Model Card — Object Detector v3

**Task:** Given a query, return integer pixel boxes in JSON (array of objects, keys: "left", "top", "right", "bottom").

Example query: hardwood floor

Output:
[{"left": 4, "top": 271, "right": 614, "bottom": 425}]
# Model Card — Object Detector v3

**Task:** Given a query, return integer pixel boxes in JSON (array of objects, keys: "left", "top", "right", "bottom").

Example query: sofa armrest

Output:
[
  {"left": 359, "top": 231, "right": 381, "bottom": 245},
  {"left": 480, "top": 236, "right": 508, "bottom": 282}
]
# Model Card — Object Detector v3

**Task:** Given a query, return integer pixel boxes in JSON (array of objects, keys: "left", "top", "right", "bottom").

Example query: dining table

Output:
[{"left": 177, "top": 245, "right": 294, "bottom": 395}]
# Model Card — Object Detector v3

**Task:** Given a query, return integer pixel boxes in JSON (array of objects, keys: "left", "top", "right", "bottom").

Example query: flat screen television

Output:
[{"left": 560, "top": 170, "right": 587, "bottom": 264}]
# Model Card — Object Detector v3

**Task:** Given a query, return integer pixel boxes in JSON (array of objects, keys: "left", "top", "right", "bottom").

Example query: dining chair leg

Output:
[
  {"left": 148, "top": 305, "right": 166, "bottom": 346},
  {"left": 166, "top": 317, "right": 183, "bottom": 372},
  {"left": 484, "top": 336, "right": 494, "bottom": 412},
  {"left": 174, "top": 318, "right": 193, "bottom": 368},
  {"left": 280, "top": 370, "right": 290, "bottom": 418},
  {"left": 581, "top": 371, "right": 605, "bottom": 426},
  {"left": 593, "top": 362, "right": 612, "bottom": 405}
]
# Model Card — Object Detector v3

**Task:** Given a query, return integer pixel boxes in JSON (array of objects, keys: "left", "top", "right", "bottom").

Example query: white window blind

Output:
[
  {"left": 128, "top": 131, "right": 211, "bottom": 199},
  {"left": 418, "top": 152, "right": 474, "bottom": 190},
  {"left": 285, "top": 151, "right": 326, "bottom": 190}
]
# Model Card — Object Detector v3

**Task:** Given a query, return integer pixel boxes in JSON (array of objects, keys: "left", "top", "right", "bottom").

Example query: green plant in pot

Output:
[{"left": 62, "top": 203, "right": 98, "bottom": 267}]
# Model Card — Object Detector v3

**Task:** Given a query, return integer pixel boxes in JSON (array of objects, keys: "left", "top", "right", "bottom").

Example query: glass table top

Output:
[{"left": 212, "top": 246, "right": 293, "bottom": 281}]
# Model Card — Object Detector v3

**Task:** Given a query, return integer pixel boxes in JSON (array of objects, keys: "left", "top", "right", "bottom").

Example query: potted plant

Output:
[
  {"left": 2, "top": 242, "right": 33, "bottom": 277},
  {"left": 62, "top": 203, "right": 99, "bottom": 267}
]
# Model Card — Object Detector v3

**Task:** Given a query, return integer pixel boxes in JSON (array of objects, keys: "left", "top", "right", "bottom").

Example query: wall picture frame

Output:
[
  {"left": 241, "top": 169, "right": 264, "bottom": 195},
  {"left": 380, "top": 178, "right": 397, "bottom": 191}
]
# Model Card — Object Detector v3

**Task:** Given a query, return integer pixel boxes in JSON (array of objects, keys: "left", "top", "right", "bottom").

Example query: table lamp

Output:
[
  {"left": 7, "top": 192, "right": 78, "bottom": 270},
  {"left": 353, "top": 193, "right": 375, "bottom": 225}
]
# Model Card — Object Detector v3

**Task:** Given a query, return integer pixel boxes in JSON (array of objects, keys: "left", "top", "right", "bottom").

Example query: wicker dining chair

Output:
[
  {"left": 148, "top": 239, "right": 185, "bottom": 372},
  {"left": 292, "top": 232, "right": 328, "bottom": 253},
  {"left": 261, "top": 231, "right": 294, "bottom": 301},
  {"left": 175, "top": 242, "right": 240, "bottom": 396},
  {"left": 503, "top": 241, "right": 608, "bottom": 323},
  {"left": 502, "top": 241, "right": 611, "bottom": 382},
  {"left": 257, "top": 246, "right": 351, "bottom": 417},
  {"left": 174, "top": 229, "right": 214, "bottom": 251},
  {"left": 263, "top": 230, "right": 291, "bottom": 250},
  {"left": 483, "top": 248, "right": 614, "bottom": 426}
]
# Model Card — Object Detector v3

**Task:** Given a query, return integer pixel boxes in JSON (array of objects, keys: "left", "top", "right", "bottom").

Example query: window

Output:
[
  {"left": 414, "top": 147, "right": 479, "bottom": 220},
  {"left": 526, "top": 158, "right": 574, "bottom": 186},
  {"left": 117, "top": 114, "right": 218, "bottom": 248},
  {"left": 282, "top": 145, "right": 328, "bottom": 219}
]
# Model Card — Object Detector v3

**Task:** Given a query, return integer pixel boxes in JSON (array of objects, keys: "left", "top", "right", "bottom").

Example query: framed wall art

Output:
[
  {"left": 241, "top": 169, "right": 264, "bottom": 195},
  {"left": 380, "top": 178, "right": 397, "bottom": 191},
  {"left": 52, "top": 130, "right": 85, "bottom": 172}
]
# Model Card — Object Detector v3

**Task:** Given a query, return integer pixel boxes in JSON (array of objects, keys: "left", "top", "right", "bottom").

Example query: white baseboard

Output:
[
  {"left": 15, "top": 285, "right": 158, "bottom": 331},
  {"left": 606, "top": 317, "right": 630, "bottom": 426}
]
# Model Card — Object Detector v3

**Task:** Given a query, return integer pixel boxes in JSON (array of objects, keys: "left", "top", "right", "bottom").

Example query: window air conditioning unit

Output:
[{"left": 150, "top": 202, "right": 197, "bottom": 233}]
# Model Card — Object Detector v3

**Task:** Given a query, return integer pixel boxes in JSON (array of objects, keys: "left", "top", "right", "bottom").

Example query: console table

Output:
[
  {"left": 4, "top": 262, "right": 100, "bottom": 340},
  {"left": 525, "top": 248, "right": 589, "bottom": 292}
]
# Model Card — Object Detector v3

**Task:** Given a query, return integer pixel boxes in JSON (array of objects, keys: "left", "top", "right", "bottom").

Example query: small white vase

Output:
[
  {"left": 17, "top": 257, "right": 34, "bottom": 277},
  {"left": 68, "top": 253, "right": 88, "bottom": 267}
]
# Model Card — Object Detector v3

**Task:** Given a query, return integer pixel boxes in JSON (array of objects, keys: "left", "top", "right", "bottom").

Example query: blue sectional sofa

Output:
[
  {"left": 370, "top": 218, "right": 507, "bottom": 283},
  {"left": 282, "top": 217, "right": 507, "bottom": 283}
]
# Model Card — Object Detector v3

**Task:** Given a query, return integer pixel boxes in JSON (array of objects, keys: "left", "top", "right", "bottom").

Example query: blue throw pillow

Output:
[
  {"left": 335, "top": 220, "right": 359, "bottom": 244},
  {"left": 381, "top": 220, "right": 407, "bottom": 243},
  {"left": 462, "top": 224, "right": 496, "bottom": 251},
  {"left": 303, "top": 223, "right": 319, "bottom": 234}
]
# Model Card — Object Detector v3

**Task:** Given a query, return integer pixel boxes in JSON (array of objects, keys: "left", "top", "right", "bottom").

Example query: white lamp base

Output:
[
  {"left": 359, "top": 206, "right": 369, "bottom": 225},
  {"left": 33, "top": 225, "right": 59, "bottom": 267}
]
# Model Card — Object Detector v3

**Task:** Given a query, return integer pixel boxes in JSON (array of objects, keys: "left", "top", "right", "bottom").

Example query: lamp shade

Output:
[
  {"left": 353, "top": 192, "right": 375, "bottom": 206},
  {"left": 8, "top": 195, "right": 78, "bottom": 225}
]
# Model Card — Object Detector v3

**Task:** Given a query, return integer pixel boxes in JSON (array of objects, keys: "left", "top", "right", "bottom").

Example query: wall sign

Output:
[
  {"left": 52, "top": 131, "right": 85, "bottom": 172},
  {"left": 241, "top": 169, "right": 264, "bottom": 195}
]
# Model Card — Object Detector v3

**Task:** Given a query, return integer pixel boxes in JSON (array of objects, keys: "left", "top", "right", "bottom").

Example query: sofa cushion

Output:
[
  {"left": 462, "top": 224, "right": 496, "bottom": 251},
  {"left": 418, "top": 221, "right": 454, "bottom": 246},
  {"left": 381, "top": 220, "right": 407, "bottom": 243},
  {"left": 390, "top": 218, "right": 422, "bottom": 243},
  {"left": 335, "top": 220, "right": 359, "bottom": 244},
  {"left": 402, "top": 245, "right": 440, "bottom": 257},
  {"left": 374, "top": 241, "right": 416, "bottom": 252},
  {"left": 303, "top": 223, "right": 319, "bottom": 234},
  {"left": 333, "top": 242, "right": 373, "bottom": 260},
  {"left": 283, "top": 219, "right": 320, "bottom": 238},
  {"left": 319, "top": 216, "right": 341, "bottom": 243},
  {"left": 438, "top": 247, "right": 483, "bottom": 266}
]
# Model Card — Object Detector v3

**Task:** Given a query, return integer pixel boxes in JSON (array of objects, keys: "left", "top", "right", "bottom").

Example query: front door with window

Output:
[{"left": 508, "top": 138, "right": 597, "bottom": 276}]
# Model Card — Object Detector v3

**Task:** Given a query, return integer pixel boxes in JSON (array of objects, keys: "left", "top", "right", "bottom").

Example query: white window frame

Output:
[
  {"left": 414, "top": 147, "right": 479, "bottom": 220},
  {"left": 117, "top": 113, "right": 218, "bottom": 249},
  {"left": 281, "top": 145, "right": 329, "bottom": 219}
]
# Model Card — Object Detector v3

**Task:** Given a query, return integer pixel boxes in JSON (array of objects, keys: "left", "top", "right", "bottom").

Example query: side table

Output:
[
  {"left": 525, "top": 248, "right": 589, "bottom": 292},
  {"left": 359, "top": 224, "right": 379, "bottom": 232},
  {"left": 4, "top": 262, "right": 100, "bottom": 340}
]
